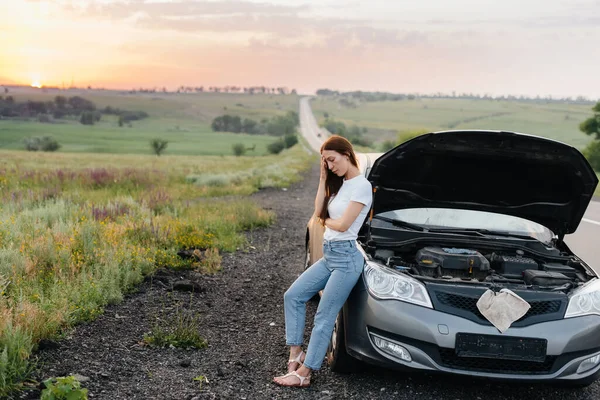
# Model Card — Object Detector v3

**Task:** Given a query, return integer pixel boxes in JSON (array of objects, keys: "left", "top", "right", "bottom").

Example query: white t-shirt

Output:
[{"left": 324, "top": 175, "right": 373, "bottom": 241}]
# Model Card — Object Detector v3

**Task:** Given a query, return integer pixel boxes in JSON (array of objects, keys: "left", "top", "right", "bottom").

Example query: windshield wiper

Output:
[
  {"left": 372, "top": 215, "right": 426, "bottom": 231},
  {"left": 465, "top": 229, "right": 537, "bottom": 241},
  {"left": 429, "top": 227, "right": 537, "bottom": 240},
  {"left": 372, "top": 216, "right": 537, "bottom": 241}
]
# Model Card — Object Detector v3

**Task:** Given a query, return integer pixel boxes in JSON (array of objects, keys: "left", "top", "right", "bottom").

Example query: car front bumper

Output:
[{"left": 344, "top": 284, "right": 600, "bottom": 382}]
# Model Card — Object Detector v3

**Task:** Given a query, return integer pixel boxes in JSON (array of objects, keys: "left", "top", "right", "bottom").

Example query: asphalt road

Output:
[{"left": 299, "top": 96, "right": 600, "bottom": 275}]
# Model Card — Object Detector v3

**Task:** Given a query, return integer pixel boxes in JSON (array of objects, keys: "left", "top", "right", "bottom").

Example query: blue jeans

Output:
[{"left": 284, "top": 239, "right": 365, "bottom": 370}]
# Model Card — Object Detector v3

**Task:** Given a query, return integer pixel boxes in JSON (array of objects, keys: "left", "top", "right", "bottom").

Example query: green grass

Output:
[
  {"left": 311, "top": 97, "right": 595, "bottom": 149},
  {"left": 0, "top": 119, "right": 278, "bottom": 155},
  {"left": 0, "top": 90, "right": 300, "bottom": 156},
  {"left": 0, "top": 145, "right": 314, "bottom": 396}
]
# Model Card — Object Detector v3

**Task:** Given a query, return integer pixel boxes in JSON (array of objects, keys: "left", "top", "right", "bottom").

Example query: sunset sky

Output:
[{"left": 1, "top": 0, "right": 599, "bottom": 98}]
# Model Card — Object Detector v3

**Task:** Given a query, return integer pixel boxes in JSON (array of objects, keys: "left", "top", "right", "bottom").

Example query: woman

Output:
[{"left": 273, "top": 135, "right": 373, "bottom": 387}]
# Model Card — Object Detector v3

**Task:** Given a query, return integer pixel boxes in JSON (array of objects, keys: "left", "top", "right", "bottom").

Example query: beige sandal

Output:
[
  {"left": 273, "top": 370, "right": 311, "bottom": 387},
  {"left": 287, "top": 350, "right": 306, "bottom": 371}
]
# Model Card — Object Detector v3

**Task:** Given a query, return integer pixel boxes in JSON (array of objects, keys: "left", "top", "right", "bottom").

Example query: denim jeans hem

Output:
[{"left": 302, "top": 362, "right": 321, "bottom": 371}]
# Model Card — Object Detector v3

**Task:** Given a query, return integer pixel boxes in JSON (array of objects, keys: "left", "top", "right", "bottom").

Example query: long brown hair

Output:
[{"left": 318, "top": 135, "right": 359, "bottom": 224}]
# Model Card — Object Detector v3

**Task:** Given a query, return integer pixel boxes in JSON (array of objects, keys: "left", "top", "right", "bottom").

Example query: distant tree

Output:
[
  {"left": 80, "top": 111, "right": 95, "bottom": 125},
  {"left": 40, "top": 136, "right": 61, "bottom": 151},
  {"left": 68, "top": 96, "right": 96, "bottom": 112},
  {"left": 397, "top": 128, "right": 430, "bottom": 144},
  {"left": 232, "top": 143, "right": 246, "bottom": 156},
  {"left": 23, "top": 136, "right": 60, "bottom": 152},
  {"left": 118, "top": 115, "right": 124, "bottom": 127},
  {"left": 54, "top": 95, "right": 67, "bottom": 109},
  {"left": 380, "top": 140, "right": 396, "bottom": 152},
  {"left": 4, "top": 87, "right": 7, "bottom": 94},
  {"left": 242, "top": 118, "right": 258, "bottom": 134},
  {"left": 267, "top": 140, "right": 285, "bottom": 154},
  {"left": 211, "top": 114, "right": 242, "bottom": 133},
  {"left": 579, "top": 101, "right": 600, "bottom": 140},
  {"left": 583, "top": 140, "right": 600, "bottom": 171},
  {"left": 283, "top": 134, "right": 298, "bottom": 148},
  {"left": 150, "top": 138, "right": 168, "bottom": 156}
]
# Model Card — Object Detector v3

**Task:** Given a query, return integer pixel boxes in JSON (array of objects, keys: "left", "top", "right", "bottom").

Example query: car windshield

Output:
[{"left": 377, "top": 208, "right": 554, "bottom": 243}]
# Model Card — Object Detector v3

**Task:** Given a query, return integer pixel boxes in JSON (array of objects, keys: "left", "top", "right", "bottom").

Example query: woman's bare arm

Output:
[
  {"left": 313, "top": 158, "right": 327, "bottom": 218},
  {"left": 324, "top": 201, "right": 364, "bottom": 232}
]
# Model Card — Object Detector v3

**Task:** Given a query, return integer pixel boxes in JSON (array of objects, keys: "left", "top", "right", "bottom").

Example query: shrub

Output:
[
  {"left": 397, "top": 128, "right": 430, "bottom": 144},
  {"left": 232, "top": 143, "right": 246, "bottom": 156},
  {"left": 150, "top": 139, "right": 168, "bottom": 156},
  {"left": 23, "top": 136, "right": 61, "bottom": 152},
  {"left": 283, "top": 134, "right": 298, "bottom": 149},
  {"left": 79, "top": 111, "right": 95, "bottom": 125},
  {"left": 583, "top": 140, "right": 600, "bottom": 172},
  {"left": 380, "top": 140, "right": 396, "bottom": 152},
  {"left": 40, "top": 136, "right": 61, "bottom": 152},
  {"left": 267, "top": 140, "right": 285, "bottom": 154}
]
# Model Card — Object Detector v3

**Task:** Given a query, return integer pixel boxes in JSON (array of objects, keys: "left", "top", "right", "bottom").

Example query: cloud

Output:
[{"left": 72, "top": 0, "right": 310, "bottom": 20}]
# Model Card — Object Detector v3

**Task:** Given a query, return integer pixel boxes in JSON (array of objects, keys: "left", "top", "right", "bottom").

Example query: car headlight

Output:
[
  {"left": 565, "top": 278, "right": 600, "bottom": 318},
  {"left": 364, "top": 261, "right": 432, "bottom": 308}
]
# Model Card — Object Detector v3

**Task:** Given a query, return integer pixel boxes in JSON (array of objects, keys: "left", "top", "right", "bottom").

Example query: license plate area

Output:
[{"left": 455, "top": 333, "right": 547, "bottom": 362}]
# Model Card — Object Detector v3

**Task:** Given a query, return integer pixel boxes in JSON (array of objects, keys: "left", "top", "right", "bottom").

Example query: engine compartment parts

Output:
[
  {"left": 373, "top": 243, "right": 591, "bottom": 290},
  {"left": 523, "top": 270, "right": 572, "bottom": 286},
  {"left": 542, "top": 262, "right": 578, "bottom": 279},
  {"left": 489, "top": 253, "right": 538, "bottom": 278},
  {"left": 416, "top": 247, "right": 490, "bottom": 272}
]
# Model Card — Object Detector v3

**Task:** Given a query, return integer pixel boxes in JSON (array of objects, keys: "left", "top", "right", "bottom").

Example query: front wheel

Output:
[{"left": 327, "top": 311, "right": 362, "bottom": 373}]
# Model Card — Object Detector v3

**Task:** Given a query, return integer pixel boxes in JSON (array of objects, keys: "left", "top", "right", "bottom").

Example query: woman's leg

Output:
[
  {"left": 283, "top": 257, "right": 331, "bottom": 348},
  {"left": 302, "top": 247, "right": 363, "bottom": 371},
  {"left": 275, "top": 257, "right": 331, "bottom": 384}
]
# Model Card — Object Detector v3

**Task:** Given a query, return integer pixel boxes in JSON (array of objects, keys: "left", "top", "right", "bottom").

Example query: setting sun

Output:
[{"left": 30, "top": 80, "right": 42, "bottom": 88}]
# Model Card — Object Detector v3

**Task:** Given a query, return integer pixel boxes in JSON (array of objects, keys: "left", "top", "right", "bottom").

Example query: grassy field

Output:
[
  {"left": 0, "top": 145, "right": 314, "bottom": 396},
  {"left": 310, "top": 97, "right": 595, "bottom": 150},
  {"left": 0, "top": 88, "right": 299, "bottom": 156}
]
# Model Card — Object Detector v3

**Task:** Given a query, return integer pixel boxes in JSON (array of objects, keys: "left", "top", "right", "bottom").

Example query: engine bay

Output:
[{"left": 371, "top": 244, "right": 593, "bottom": 291}]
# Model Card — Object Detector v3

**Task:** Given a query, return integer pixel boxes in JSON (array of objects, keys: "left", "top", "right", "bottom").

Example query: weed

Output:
[
  {"left": 143, "top": 302, "right": 207, "bottom": 349},
  {"left": 192, "top": 375, "right": 209, "bottom": 389},
  {"left": 41, "top": 375, "right": 88, "bottom": 400}
]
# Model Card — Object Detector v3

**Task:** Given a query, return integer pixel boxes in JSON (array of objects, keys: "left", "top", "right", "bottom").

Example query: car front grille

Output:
[
  {"left": 436, "top": 292, "right": 562, "bottom": 321},
  {"left": 439, "top": 349, "right": 557, "bottom": 375},
  {"left": 426, "top": 283, "right": 567, "bottom": 327}
]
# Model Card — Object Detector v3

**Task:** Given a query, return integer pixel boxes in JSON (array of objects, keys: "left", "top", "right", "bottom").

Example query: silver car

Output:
[{"left": 305, "top": 130, "right": 600, "bottom": 386}]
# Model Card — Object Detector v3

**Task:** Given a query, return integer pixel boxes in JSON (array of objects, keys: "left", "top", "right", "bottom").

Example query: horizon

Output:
[
  {"left": 2, "top": 83, "right": 598, "bottom": 102},
  {"left": 2, "top": 0, "right": 600, "bottom": 99}
]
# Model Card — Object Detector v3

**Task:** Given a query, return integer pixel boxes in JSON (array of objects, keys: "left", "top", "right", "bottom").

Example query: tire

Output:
[{"left": 327, "top": 311, "right": 362, "bottom": 373}]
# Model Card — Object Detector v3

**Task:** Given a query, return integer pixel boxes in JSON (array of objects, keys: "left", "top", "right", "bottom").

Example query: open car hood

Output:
[{"left": 368, "top": 130, "right": 599, "bottom": 235}]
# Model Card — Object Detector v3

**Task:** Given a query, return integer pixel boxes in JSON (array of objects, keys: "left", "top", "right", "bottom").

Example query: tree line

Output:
[
  {"left": 211, "top": 111, "right": 299, "bottom": 136},
  {"left": 211, "top": 111, "right": 300, "bottom": 156},
  {"left": 316, "top": 89, "right": 598, "bottom": 105},
  {"left": 0, "top": 95, "right": 148, "bottom": 126},
  {"left": 321, "top": 118, "right": 372, "bottom": 147},
  {"left": 126, "top": 86, "right": 298, "bottom": 95}
]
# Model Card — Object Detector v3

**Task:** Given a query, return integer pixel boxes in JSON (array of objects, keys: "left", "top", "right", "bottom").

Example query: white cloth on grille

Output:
[{"left": 476, "top": 289, "right": 531, "bottom": 333}]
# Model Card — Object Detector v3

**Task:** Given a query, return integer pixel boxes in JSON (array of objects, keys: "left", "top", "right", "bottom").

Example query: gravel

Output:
[{"left": 28, "top": 164, "right": 599, "bottom": 399}]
